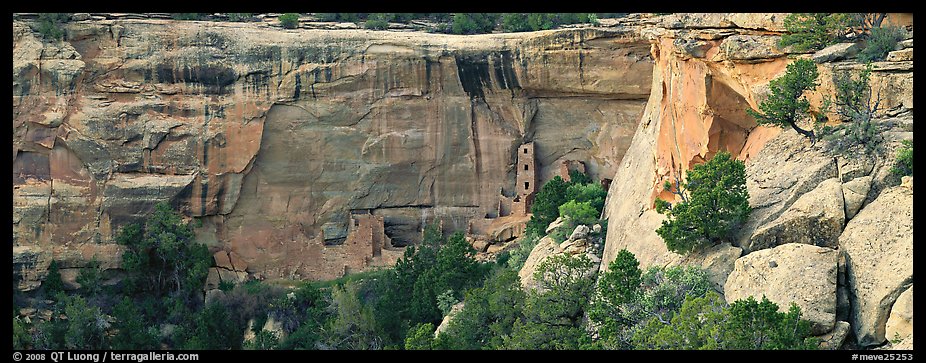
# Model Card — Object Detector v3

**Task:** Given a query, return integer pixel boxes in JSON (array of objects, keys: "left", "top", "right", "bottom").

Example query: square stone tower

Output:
[{"left": 514, "top": 142, "right": 537, "bottom": 213}]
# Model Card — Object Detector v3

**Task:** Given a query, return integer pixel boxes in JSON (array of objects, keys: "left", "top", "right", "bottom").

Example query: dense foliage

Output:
[
  {"left": 500, "top": 13, "right": 598, "bottom": 32},
  {"left": 779, "top": 13, "right": 859, "bottom": 52},
  {"left": 858, "top": 26, "right": 905, "bottom": 62},
  {"left": 632, "top": 292, "right": 817, "bottom": 349},
  {"left": 818, "top": 64, "right": 884, "bottom": 154},
  {"left": 654, "top": 151, "right": 751, "bottom": 254},
  {"left": 891, "top": 140, "right": 913, "bottom": 178},
  {"left": 747, "top": 58, "right": 820, "bottom": 142},
  {"left": 279, "top": 13, "right": 300, "bottom": 29},
  {"left": 36, "top": 13, "right": 70, "bottom": 40}
]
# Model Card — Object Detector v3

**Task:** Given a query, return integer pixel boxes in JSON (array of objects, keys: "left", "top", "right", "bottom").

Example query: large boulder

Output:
[
  {"left": 434, "top": 302, "right": 465, "bottom": 337},
  {"left": 748, "top": 178, "right": 846, "bottom": 251},
  {"left": 724, "top": 243, "right": 839, "bottom": 335},
  {"left": 680, "top": 243, "right": 742, "bottom": 293},
  {"left": 817, "top": 321, "right": 851, "bottom": 350},
  {"left": 518, "top": 236, "right": 563, "bottom": 291},
  {"left": 812, "top": 42, "right": 860, "bottom": 63},
  {"left": 737, "top": 132, "right": 840, "bottom": 253},
  {"left": 720, "top": 35, "right": 787, "bottom": 60},
  {"left": 841, "top": 176, "right": 872, "bottom": 219},
  {"left": 884, "top": 286, "right": 913, "bottom": 343},
  {"left": 840, "top": 185, "right": 913, "bottom": 347}
]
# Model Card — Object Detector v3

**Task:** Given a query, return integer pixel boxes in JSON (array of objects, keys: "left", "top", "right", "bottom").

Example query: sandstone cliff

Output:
[
  {"left": 12, "top": 17, "right": 651, "bottom": 285},
  {"left": 600, "top": 13, "right": 913, "bottom": 348}
]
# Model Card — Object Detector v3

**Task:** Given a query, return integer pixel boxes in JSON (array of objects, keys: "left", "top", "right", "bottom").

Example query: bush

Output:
[
  {"left": 36, "top": 13, "right": 70, "bottom": 40},
  {"left": 891, "top": 140, "right": 913, "bottom": 178},
  {"left": 117, "top": 202, "right": 212, "bottom": 304},
  {"left": 504, "top": 254, "right": 595, "bottom": 349},
  {"left": 779, "top": 13, "right": 858, "bottom": 52},
  {"left": 631, "top": 292, "right": 817, "bottom": 349},
  {"left": 451, "top": 13, "right": 497, "bottom": 34},
  {"left": 44, "top": 260, "right": 65, "bottom": 297},
  {"left": 172, "top": 13, "right": 206, "bottom": 21},
  {"left": 279, "top": 13, "right": 300, "bottom": 29},
  {"left": 76, "top": 258, "right": 104, "bottom": 297},
  {"left": 858, "top": 26, "right": 905, "bottom": 62},
  {"left": 228, "top": 13, "right": 253, "bottom": 22},
  {"left": 526, "top": 176, "right": 570, "bottom": 234},
  {"left": 747, "top": 58, "right": 820, "bottom": 142},
  {"left": 654, "top": 151, "right": 751, "bottom": 254},
  {"left": 589, "top": 249, "right": 712, "bottom": 349},
  {"left": 434, "top": 269, "right": 525, "bottom": 350},
  {"left": 819, "top": 63, "right": 883, "bottom": 153},
  {"left": 505, "top": 229, "right": 541, "bottom": 271},
  {"left": 558, "top": 200, "right": 598, "bottom": 226},
  {"left": 404, "top": 323, "right": 435, "bottom": 350},
  {"left": 364, "top": 13, "right": 390, "bottom": 30},
  {"left": 13, "top": 310, "right": 31, "bottom": 350}
]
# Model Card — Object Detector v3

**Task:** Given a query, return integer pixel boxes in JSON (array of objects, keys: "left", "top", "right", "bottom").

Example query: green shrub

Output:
[
  {"left": 558, "top": 200, "right": 599, "bottom": 226},
  {"left": 891, "top": 140, "right": 913, "bottom": 178},
  {"left": 858, "top": 26, "right": 905, "bottom": 62},
  {"left": 279, "top": 13, "right": 300, "bottom": 29},
  {"left": 228, "top": 13, "right": 252, "bottom": 22},
  {"left": 364, "top": 13, "right": 390, "bottom": 30},
  {"left": 631, "top": 292, "right": 817, "bottom": 349},
  {"left": 501, "top": 13, "right": 531, "bottom": 32},
  {"left": 117, "top": 202, "right": 212, "bottom": 304},
  {"left": 36, "top": 13, "right": 70, "bottom": 40},
  {"left": 654, "top": 151, "right": 751, "bottom": 254},
  {"left": 44, "top": 260, "right": 65, "bottom": 297},
  {"left": 436, "top": 289, "right": 459, "bottom": 316},
  {"left": 451, "top": 13, "right": 498, "bottom": 34},
  {"left": 13, "top": 310, "right": 31, "bottom": 350},
  {"left": 110, "top": 297, "right": 159, "bottom": 349},
  {"left": 747, "top": 58, "right": 820, "bottom": 142},
  {"left": 172, "top": 13, "right": 206, "bottom": 21},
  {"left": 76, "top": 257, "right": 104, "bottom": 297},
  {"left": 404, "top": 323, "right": 435, "bottom": 350},
  {"left": 505, "top": 230, "right": 540, "bottom": 271},
  {"left": 779, "top": 13, "right": 859, "bottom": 52},
  {"left": 434, "top": 269, "right": 525, "bottom": 350},
  {"left": 820, "top": 63, "right": 883, "bottom": 153},
  {"left": 527, "top": 176, "right": 570, "bottom": 234},
  {"left": 504, "top": 254, "right": 595, "bottom": 349}
]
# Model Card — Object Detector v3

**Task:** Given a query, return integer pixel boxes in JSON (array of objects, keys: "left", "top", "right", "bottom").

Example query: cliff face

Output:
[
  {"left": 12, "top": 19, "right": 651, "bottom": 284},
  {"left": 600, "top": 13, "right": 913, "bottom": 348}
]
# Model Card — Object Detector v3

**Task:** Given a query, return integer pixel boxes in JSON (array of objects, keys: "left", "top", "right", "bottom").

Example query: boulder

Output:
[
  {"left": 228, "top": 251, "right": 248, "bottom": 272},
  {"left": 720, "top": 35, "right": 786, "bottom": 60},
  {"left": 737, "top": 131, "right": 840, "bottom": 253},
  {"left": 724, "top": 243, "right": 838, "bottom": 335},
  {"left": 817, "top": 321, "right": 851, "bottom": 350},
  {"left": 205, "top": 268, "right": 222, "bottom": 290},
  {"left": 434, "top": 302, "right": 465, "bottom": 337},
  {"left": 884, "top": 286, "right": 913, "bottom": 343},
  {"left": 472, "top": 239, "right": 490, "bottom": 253},
  {"left": 680, "top": 243, "right": 742, "bottom": 293},
  {"left": 840, "top": 185, "right": 913, "bottom": 347},
  {"left": 896, "top": 39, "right": 913, "bottom": 49},
  {"left": 518, "top": 236, "right": 563, "bottom": 290},
  {"left": 812, "top": 42, "right": 860, "bottom": 63},
  {"left": 748, "top": 178, "right": 846, "bottom": 251},
  {"left": 213, "top": 251, "right": 234, "bottom": 270},
  {"left": 886, "top": 48, "right": 913, "bottom": 62},
  {"left": 592, "top": 224, "right": 602, "bottom": 234},
  {"left": 569, "top": 225, "right": 590, "bottom": 241},
  {"left": 545, "top": 217, "right": 567, "bottom": 235},
  {"left": 842, "top": 176, "right": 872, "bottom": 219}
]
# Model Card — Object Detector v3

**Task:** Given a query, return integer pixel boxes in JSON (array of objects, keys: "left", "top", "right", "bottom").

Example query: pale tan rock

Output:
[
  {"left": 842, "top": 176, "right": 872, "bottom": 219},
  {"left": 748, "top": 178, "right": 846, "bottom": 251},
  {"left": 434, "top": 302, "right": 465, "bottom": 337},
  {"left": 812, "top": 43, "right": 860, "bottom": 63},
  {"left": 518, "top": 236, "right": 563, "bottom": 290},
  {"left": 841, "top": 186, "right": 913, "bottom": 347},
  {"left": 724, "top": 243, "right": 838, "bottom": 335},
  {"left": 817, "top": 321, "right": 851, "bottom": 350},
  {"left": 884, "top": 286, "right": 913, "bottom": 343},
  {"left": 886, "top": 48, "right": 913, "bottom": 62},
  {"left": 213, "top": 251, "right": 233, "bottom": 270}
]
